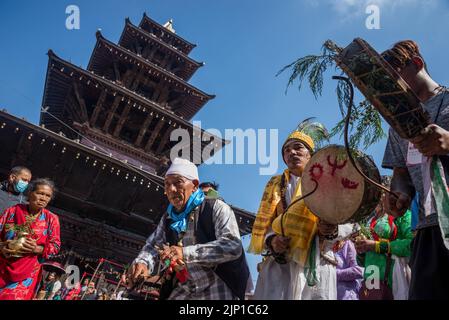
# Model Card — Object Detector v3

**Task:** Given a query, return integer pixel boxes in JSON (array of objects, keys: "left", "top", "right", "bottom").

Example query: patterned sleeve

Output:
[
  {"left": 133, "top": 213, "right": 167, "bottom": 273},
  {"left": 390, "top": 210, "right": 413, "bottom": 257},
  {"left": 42, "top": 213, "right": 61, "bottom": 259},
  {"left": 183, "top": 200, "right": 242, "bottom": 267},
  {"left": 0, "top": 207, "right": 10, "bottom": 234},
  {"left": 382, "top": 128, "right": 407, "bottom": 169}
]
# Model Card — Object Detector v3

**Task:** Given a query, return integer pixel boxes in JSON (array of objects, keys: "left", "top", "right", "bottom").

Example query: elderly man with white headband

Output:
[{"left": 124, "top": 158, "right": 249, "bottom": 300}]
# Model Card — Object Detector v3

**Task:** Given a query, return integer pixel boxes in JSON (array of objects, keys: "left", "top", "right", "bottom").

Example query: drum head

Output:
[{"left": 302, "top": 145, "right": 377, "bottom": 224}]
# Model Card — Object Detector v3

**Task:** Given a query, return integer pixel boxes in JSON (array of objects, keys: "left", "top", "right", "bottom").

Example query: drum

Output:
[
  {"left": 334, "top": 38, "right": 430, "bottom": 139},
  {"left": 301, "top": 145, "right": 381, "bottom": 224}
]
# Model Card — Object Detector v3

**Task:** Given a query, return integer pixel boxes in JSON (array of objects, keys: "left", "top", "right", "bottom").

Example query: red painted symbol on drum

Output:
[
  {"left": 327, "top": 156, "right": 347, "bottom": 176},
  {"left": 309, "top": 163, "right": 324, "bottom": 180},
  {"left": 341, "top": 177, "right": 359, "bottom": 189}
]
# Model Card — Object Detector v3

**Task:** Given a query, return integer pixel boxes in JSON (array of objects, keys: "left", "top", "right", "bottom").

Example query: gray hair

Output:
[{"left": 27, "top": 178, "right": 57, "bottom": 199}]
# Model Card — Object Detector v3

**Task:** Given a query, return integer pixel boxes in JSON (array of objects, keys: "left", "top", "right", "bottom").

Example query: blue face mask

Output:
[{"left": 14, "top": 180, "right": 29, "bottom": 193}]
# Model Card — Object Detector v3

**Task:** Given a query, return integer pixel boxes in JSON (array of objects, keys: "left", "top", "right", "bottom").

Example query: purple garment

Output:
[{"left": 335, "top": 240, "right": 364, "bottom": 300}]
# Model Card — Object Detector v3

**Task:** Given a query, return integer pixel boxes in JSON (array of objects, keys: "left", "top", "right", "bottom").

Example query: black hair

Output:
[
  {"left": 10, "top": 166, "right": 31, "bottom": 176},
  {"left": 199, "top": 181, "right": 219, "bottom": 191},
  {"left": 381, "top": 175, "right": 392, "bottom": 188}
]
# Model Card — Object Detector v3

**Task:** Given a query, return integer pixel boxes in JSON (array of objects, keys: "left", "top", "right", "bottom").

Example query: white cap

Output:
[{"left": 165, "top": 158, "right": 199, "bottom": 181}]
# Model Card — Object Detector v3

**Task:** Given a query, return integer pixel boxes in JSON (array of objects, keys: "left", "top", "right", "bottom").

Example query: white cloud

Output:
[{"left": 309, "top": 0, "right": 439, "bottom": 16}]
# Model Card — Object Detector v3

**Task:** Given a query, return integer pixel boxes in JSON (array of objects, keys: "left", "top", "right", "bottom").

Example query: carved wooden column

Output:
[
  {"left": 90, "top": 90, "right": 107, "bottom": 127},
  {"left": 112, "top": 103, "right": 132, "bottom": 137},
  {"left": 134, "top": 113, "right": 154, "bottom": 147},
  {"left": 144, "top": 120, "right": 165, "bottom": 152},
  {"left": 102, "top": 96, "right": 122, "bottom": 133}
]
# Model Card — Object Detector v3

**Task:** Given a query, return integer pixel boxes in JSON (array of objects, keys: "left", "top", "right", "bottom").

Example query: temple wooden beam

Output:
[
  {"left": 122, "top": 66, "right": 137, "bottom": 88},
  {"left": 150, "top": 79, "right": 163, "bottom": 103},
  {"left": 134, "top": 113, "right": 154, "bottom": 147},
  {"left": 157, "top": 87, "right": 170, "bottom": 105},
  {"left": 134, "top": 39, "right": 142, "bottom": 56},
  {"left": 84, "top": 168, "right": 104, "bottom": 202},
  {"left": 155, "top": 125, "right": 172, "bottom": 154},
  {"left": 142, "top": 44, "right": 154, "bottom": 61},
  {"left": 113, "top": 103, "right": 132, "bottom": 137},
  {"left": 161, "top": 54, "right": 172, "bottom": 70},
  {"left": 102, "top": 96, "right": 122, "bottom": 133},
  {"left": 144, "top": 120, "right": 165, "bottom": 152},
  {"left": 73, "top": 82, "right": 89, "bottom": 123},
  {"left": 171, "top": 95, "right": 188, "bottom": 112},
  {"left": 168, "top": 95, "right": 184, "bottom": 110},
  {"left": 129, "top": 69, "right": 146, "bottom": 92},
  {"left": 113, "top": 61, "right": 121, "bottom": 83},
  {"left": 53, "top": 152, "right": 76, "bottom": 192},
  {"left": 66, "top": 98, "right": 83, "bottom": 124},
  {"left": 90, "top": 90, "right": 107, "bottom": 127},
  {"left": 12, "top": 132, "right": 29, "bottom": 165}
]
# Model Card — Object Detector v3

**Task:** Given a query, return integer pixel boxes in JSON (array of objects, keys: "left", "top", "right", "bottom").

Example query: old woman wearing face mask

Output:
[
  {"left": 0, "top": 166, "right": 32, "bottom": 213},
  {"left": 0, "top": 178, "right": 61, "bottom": 300}
]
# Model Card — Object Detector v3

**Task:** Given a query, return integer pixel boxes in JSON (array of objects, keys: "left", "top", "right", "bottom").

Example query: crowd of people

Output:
[
  {"left": 34, "top": 274, "right": 130, "bottom": 300},
  {"left": 0, "top": 40, "right": 449, "bottom": 300},
  {"left": 246, "top": 40, "right": 449, "bottom": 300}
]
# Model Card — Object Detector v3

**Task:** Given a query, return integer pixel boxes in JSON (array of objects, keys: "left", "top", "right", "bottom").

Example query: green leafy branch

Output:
[{"left": 277, "top": 40, "right": 386, "bottom": 150}]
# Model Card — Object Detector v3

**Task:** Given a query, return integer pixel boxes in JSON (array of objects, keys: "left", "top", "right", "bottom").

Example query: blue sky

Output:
[{"left": 1, "top": 0, "right": 449, "bottom": 287}]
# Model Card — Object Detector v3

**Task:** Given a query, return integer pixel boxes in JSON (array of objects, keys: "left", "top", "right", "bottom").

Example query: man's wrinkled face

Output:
[
  {"left": 283, "top": 141, "right": 311, "bottom": 173},
  {"left": 164, "top": 174, "right": 198, "bottom": 212}
]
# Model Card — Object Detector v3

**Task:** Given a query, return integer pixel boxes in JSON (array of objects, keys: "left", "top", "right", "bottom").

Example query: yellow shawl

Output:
[{"left": 248, "top": 169, "right": 318, "bottom": 266}]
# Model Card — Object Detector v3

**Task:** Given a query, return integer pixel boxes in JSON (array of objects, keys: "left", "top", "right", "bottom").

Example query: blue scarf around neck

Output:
[{"left": 167, "top": 189, "right": 205, "bottom": 234}]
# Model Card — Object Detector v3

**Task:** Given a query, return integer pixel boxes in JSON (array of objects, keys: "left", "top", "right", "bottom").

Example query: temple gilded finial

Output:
[{"left": 163, "top": 19, "right": 175, "bottom": 33}]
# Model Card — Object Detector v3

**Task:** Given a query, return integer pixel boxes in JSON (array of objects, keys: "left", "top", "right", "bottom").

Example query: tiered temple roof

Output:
[
  {"left": 119, "top": 18, "right": 203, "bottom": 81},
  {"left": 41, "top": 50, "right": 224, "bottom": 173},
  {"left": 88, "top": 31, "right": 213, "bottom": 120},
  {"left": 139, "top": 12, "right": 196, "bottom": 54},
  {"left": 0, "top": 13, "right": 256, "bottom": 263}
]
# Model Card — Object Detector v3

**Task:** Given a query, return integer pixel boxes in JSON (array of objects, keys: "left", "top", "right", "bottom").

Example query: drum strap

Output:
[{"left": 370, "top": 215, "right": 397, "bottom": 241}]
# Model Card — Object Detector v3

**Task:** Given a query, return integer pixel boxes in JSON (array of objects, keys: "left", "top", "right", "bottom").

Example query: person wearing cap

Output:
[
  {"left": 249, "top": 127, "right": 345, "bottom": 300},
  {"left": 124, "top": 158, "right": 249, "bottom": 300},
  {"left": 199, "top": 181, "right": 220, "bottom": 199}
]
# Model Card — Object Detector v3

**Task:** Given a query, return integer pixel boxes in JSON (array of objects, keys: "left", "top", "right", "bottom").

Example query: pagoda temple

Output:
[{"left": 0, "top": 13, "right": 255, "bottom": 268}]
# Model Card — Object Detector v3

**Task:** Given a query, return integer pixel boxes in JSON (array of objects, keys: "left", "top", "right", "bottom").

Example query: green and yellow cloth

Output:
[{"left": 248, "top": 169, "right": 318, "bottom": 266}]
